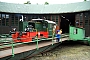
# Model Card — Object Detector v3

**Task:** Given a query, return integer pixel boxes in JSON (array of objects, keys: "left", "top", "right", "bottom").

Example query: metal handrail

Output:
[{"left": 0, "top": 32, "right": 63, "bottom": 57}]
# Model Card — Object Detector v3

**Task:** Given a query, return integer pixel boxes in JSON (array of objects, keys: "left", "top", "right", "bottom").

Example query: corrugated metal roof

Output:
[{"left": 0, "top": 1, "right": 90, "bottom": 14}]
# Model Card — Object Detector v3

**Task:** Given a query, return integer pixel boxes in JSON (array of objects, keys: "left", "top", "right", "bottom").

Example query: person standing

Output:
[
  {"left": 56, "top": 29, "right": 62, "bottom": 42},
  {"left": 53, "top": 24, "right": 56, "bottom": 34}
]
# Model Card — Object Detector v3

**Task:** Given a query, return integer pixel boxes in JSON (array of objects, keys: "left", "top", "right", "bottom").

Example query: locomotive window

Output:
[
  {"left": 74, "top": 28, "right": 78, "bottom": 34},
  {"left": 28, "top": 22, "right": 35, "bottom": 29},
  {"left": 43, "top": 23, "right": 46, "bottom": 28}
]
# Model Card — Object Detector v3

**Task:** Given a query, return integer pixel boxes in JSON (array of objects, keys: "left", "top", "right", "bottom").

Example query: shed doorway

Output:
[{"left": 60, "top": 13, "right": 75, "bottom": 34}]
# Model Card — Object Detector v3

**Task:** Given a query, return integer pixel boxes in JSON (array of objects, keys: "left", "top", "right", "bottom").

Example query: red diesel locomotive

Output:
[{"left": 10, "top": 19, "right": 56, "bottom": 42}]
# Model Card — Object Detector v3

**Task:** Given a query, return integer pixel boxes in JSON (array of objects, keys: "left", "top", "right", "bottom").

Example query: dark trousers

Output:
[{"left": 56, "top": 38, "right": 60, "bottom": 42}]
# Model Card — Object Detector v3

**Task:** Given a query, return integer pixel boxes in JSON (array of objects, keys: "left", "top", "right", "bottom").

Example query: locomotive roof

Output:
[
  {"left": 32, "top": 19, "right": 56, "bottom": 24},
  {"left": 45, "top": 20, "right": 56, "bottom": 24},
  {"left": 32, "top": 19, "right": 44, "bottom": 21}
]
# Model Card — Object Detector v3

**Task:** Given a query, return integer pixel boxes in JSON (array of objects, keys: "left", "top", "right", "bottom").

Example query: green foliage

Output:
[
  {"left": 44, "top": 2, "right": 49, "bottom": 5},
  {"left": 24, "top": 1, "right": 31, "bottom": 4},
  {"left": 84, "top": 0, "right": 87, "bottom": 1},
  {"left": 36, "top": 3, "right": 38, "bottom": 5}
]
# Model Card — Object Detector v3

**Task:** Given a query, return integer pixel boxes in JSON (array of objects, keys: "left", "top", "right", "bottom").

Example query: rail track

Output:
[
  {"left": 0, "top": 34, "right": 69, "bottom": 60},
  {"left": 30, "top": 41, "right": 90, "bottom": 60}
]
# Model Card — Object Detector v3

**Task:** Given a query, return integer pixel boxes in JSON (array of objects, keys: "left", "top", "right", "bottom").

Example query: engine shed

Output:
[
  {"left": 0, "top": 1, "right": 90, "bottom": 37},
  {"left": 0, "top": 1, "right": 90, "bottom": 60}
]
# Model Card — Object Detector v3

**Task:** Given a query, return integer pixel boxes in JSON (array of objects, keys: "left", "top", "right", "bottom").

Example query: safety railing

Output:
[
  {"left": 0, "top": 38, "right": 15, "bottom": 57},
  {"left": 0, "top": 31, "right": 70, "bottom": 57}
]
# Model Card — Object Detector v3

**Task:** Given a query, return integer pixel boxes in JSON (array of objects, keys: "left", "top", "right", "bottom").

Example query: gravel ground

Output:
[{"left": 28, "top": 41, "right": 90, "bottom": 60}]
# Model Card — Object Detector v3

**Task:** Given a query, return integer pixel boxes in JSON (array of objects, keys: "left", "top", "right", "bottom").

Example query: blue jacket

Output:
[{"left": 56, "top": 34, "right": 61, "bottom": 39}]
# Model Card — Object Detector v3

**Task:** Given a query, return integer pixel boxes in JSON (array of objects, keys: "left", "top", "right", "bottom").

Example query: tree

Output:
[
  {"left": 36, "top": 3, "right": 38, "bottom": 5},
  {"left": 24, "top": 1, "right": 31, "bottom": 4},
  {"left": 44, "top": 2, "right": 49, "bottom": 5},
  {"left": 84, "top": 0, "right": 87, "bottom": 1}
]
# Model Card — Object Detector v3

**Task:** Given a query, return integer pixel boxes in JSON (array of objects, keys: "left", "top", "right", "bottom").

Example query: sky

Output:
[{"left": 0, "top": 0, "right": 89, "bottom": 4}]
